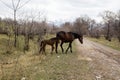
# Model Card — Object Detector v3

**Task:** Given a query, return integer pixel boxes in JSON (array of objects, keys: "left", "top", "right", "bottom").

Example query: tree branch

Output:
[
  {"left": 12, "top": 0, "right": 15, "bottom": 9},
  {"left": 0, "top": 0, "right": 13, "bottom": 10},
  {"left": 18, "top": 0, "right": 31, "bottom": 10},
  {"left": 16, "top": 0, "right": 21, "bottom": 10}
]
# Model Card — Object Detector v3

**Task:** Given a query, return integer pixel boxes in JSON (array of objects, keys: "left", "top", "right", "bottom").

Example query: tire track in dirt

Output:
[
  {"left": 76, "top": 38, "right": 120, "bottom": 80},
  {"left": 90, "top": 40, "right": 120, "bottom": 64}
]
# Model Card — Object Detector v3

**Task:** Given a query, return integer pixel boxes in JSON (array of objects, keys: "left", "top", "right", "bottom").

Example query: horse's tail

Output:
[
  {"left": 57, "top": 38, "right": 60, "bottom": 43},
  {"left": 56, "top": 33, "right": 60, "bottom": 39},
  {"left": 55, "top": 37, "right": 60, "bottom": 53}
]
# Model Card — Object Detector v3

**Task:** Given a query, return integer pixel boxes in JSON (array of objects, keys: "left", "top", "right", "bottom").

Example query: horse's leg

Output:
[
  {"left": 65, "top": 42, "right": 71, "bottom": 53},
  {"left": 70, "top": 42, "right": 72, "bottom": 53},
  {"left": 60, "top": 42, "right": 64, "bottom": 53}
]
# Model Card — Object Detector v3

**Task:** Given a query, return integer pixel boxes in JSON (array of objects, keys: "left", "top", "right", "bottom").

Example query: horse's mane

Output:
[{"left": 68, "top": 32, "right": 82, "bottom": 38}]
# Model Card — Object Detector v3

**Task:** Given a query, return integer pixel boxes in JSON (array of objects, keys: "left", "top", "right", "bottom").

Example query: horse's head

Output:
[{"left": 78, "top": 35, "right": 83, "bottom": 44}]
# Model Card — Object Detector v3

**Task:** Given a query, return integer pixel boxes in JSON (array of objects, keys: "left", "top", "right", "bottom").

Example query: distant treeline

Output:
[{"left": 0, "top": 10, "right": 120, "bottom": 42}]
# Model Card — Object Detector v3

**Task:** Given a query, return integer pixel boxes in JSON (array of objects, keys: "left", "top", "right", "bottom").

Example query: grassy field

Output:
[
  {"left": 0, "top": 34, "right": 92, "bottom": 80},
  {"left": 0, "top": 34, "right": 40, "bottom": 80},
  {"left": 87, "top": 37, "right": 120, "bottom": 51},
  {"left": 32, "top": 41, "right": 93, "bottom": 80}
]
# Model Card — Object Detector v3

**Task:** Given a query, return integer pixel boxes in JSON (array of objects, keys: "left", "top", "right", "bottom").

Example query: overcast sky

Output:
[{"left": 0, "top": 0, "right": 120, "bottom": 24}]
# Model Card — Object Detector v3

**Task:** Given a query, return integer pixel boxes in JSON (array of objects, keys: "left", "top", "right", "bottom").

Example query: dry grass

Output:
[
  {"left": 0, "top": 34, "right": 91, "bottom": 80},
  {"left": 0, "top": 34, "right": 41, "bottom": 80},
  {"left": 87, "top": 37, "right": 120, "bottom": 51}
]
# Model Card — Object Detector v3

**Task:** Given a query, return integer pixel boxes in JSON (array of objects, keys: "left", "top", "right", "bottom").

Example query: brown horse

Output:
[
  {"left": 55, "top": 31, "right": 83, "bottom": 53},
  {"left": 39, "top": 37, "right": 59, "bottom": 55}
]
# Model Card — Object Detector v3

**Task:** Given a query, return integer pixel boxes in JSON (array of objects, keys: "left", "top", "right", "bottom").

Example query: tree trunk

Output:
[
  {"left": 106, "top": 22, "right": 111, "bottom": 41},
  {"left": 118, "top": 21, "right": 120, "bottom": 42},
  {"left": 14, "top": 10, "right": 17, "bottom": 47}
]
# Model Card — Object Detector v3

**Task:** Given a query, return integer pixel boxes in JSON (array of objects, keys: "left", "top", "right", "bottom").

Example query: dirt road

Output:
[{"left": 77, "top": 38, "right": 120, "bottom": 80}]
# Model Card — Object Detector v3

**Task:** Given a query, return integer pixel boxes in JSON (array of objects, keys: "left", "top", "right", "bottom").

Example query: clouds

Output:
[{"left": 0, "top": 0, "right": 120, "bottom": 23}]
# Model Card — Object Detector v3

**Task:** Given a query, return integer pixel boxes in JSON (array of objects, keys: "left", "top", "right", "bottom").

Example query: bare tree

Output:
[
  {"left": 60, "top": 22, "right": 72, "bottom": 32},
  {"left": 72, "top": 16, "right": 90, "bottom": 35},
  {"left": 115, "top": 10, "right": 120, "bottom": 42},
  {"left": 100, "top": 10, "right": 116, "bottom": 41},
  {"left": 89, "top": 19, "right": 96, "bottom": 37},
  {"left": 0, "top": 0, "right": 31, "bottom": 47},
  {"left": 90, "top": 23, "right": 102, "bottom": 39}
]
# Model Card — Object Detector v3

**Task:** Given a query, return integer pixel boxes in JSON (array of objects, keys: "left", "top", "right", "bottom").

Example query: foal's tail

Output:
[
  {"left": 39, "top": 40, "right": 44, "bottom": 54},
  {"left": 40, "top": 40, "right": 44, "bottom": 47}
]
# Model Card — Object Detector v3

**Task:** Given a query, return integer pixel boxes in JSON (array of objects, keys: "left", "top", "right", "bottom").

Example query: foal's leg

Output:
[
  {"left": 60, "top": 42, "right": 64, "bottom": 53},
  {"left": 39, "top": 47, "right": 43, "bottom": 54},
  {"left": 51, "top": 45, "right": 54, "bottom": 54},
  {"left": 42, "top": 44, "right": 46, "bottom": 55},
  {"left": 39, "top": 43, "right": 43, "bottom": 54},
  {"left": 55, "top": 41, "right": 58, "bottom": 53}
]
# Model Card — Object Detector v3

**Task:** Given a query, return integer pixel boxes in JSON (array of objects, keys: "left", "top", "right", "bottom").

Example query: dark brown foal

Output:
[{"left": 39, "top": 37, "right": 59, "bottom": 55}]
